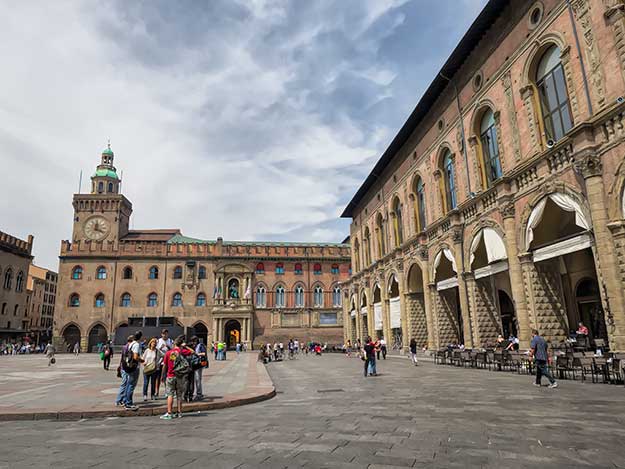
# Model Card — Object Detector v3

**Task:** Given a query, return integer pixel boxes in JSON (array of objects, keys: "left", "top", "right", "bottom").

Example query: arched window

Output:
[
  {"left": 391, "top": 197, "right": 403, "bottom": 247},
  {"left": 295, "top": 285, "right": 305, "bottom": 307},
  {"left": 331, "top": 264, "right": 339, "bottom": 275},
  {"left": 275, "top": 263, "right": 284, "bottom": 274},
  {"left": 275, "top": 286, "right": 285, "bottom": 308},
  {"left": 69, "top": 293, "right": 80, "bottom": 307},
  {"left": 96, "top": 266, "right": 107, "bottom": 280},
  {"left": 149, "top": 266, "right": 159, "bottom": 279},
  {"left": 120, "top": 293, "right": 131, "bottom": 307},
  {"left": 535, "top": 45, "right": 573, "bottom": 142},
  {"left": 480, "top": 109, "right": 502, "bottom": 187},
  {"left": 442, "top": 150, "right": 457, "bottom": 211},
  {"left": 255, "top": 263, "right": 265, "bottom": 274},
  {"left": 3, "top": 268, "right": 13, "bottom": 290},
  {"left": 363, "top": 228, "right": 372, "bottom": 266},
  {"left": 173, "top": 266, "right": 183, "bottom": 279},
  {"left": 333, "top": 286, "right": 342, "bottom": 307},
  {"left": 97, "top": 182, "right": 104, "bottom": 193},
  {"left": 15, "top": 271, "right": 24, "bottom": 292},
  {"left": 147, "top": 292, "right": 158, "bottom": 307},
  {"left": 72, "top": 266, "right": 83, "bottom": 280},
  {"left": 414, "top": 177, "right": 426, "bottom": 232},
  {"left": 95, "top": 293, "right": 105, "bottom": 308},
  {"left": 196, "top": 292, "right": 206, "bottom": 306},
  {"left": 256, "top": 286, "right": 266, "bottom": 307},
  {"left": 108, "top": 182, "right": 114, "bottom": 193},
  {"left": 375, "top": 213, "right": 386, "bottom": 258},
  {"left": 294, "top": 263, "right": 303, "bottom": 275},
  {"left": 314, "top": 285, "right": 324, "bottom": 307},
  {"left": 172, "top": 292, "right": 183, "bottom": 307},
  {"left": 122, "top": 266, "right": 133, "bottom": 279},
  {"left": 198, "top": 266, "right": 207, "bottom": 279},
  {"left": 313, "top": 263, "right": 322, "bottom": 275}
]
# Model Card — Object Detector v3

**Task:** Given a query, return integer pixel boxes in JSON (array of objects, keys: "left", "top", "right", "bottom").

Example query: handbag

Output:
[
  {"left": 99, "top": 351, "right": 105, "bottom": 361},
  {"left": 144, "top": 360, "right": 157, "bottom": 375}
]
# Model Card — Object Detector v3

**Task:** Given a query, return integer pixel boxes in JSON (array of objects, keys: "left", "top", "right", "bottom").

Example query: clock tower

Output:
[{"left": 71, "top": 143, "right": 132, "bottom": 243}]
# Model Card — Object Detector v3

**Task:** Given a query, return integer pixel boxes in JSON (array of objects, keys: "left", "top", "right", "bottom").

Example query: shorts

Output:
[{"left": 165, "top": 376, "right": 187, "bottom": 398}]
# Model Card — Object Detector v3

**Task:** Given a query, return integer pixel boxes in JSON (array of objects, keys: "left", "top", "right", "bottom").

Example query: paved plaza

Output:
[
  {"left": 0, "top": 353, "right": 624, "bottom": 468},
  {"left": 0, "top": 352, "right": 272, "bottom": 419}
]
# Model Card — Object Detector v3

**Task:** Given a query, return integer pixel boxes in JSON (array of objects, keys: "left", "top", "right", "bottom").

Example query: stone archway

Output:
[
  {"left": 87, "top": 324, "right": 107, "bottom": 353},
  {"left": 434, "top": 248, "right": 464, "bottom": 345},
  {"left": 192, "top": 322, "right": 209, "bottom": 345},
  {"left": 62, "top": 324, "right": 81, "bottom": 353},
  {"left": 224, "top": 319, "right": 241, "bottom": 349}
]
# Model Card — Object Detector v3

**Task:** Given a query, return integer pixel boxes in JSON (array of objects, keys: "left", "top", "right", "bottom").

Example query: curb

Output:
[{"left": 0, "top": 387, "right": 276, "bottom": 422}]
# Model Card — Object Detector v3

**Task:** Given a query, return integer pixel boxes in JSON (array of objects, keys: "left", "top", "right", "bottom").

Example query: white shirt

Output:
[
  {"left": 129, "top": 340, "right": 141, "bottom": 357},
  {"left": 156, "top": 337, "right": 172, "bottom": 353},
  {"left": 380, "top": 339, "right": 387, "bottom": 346}
]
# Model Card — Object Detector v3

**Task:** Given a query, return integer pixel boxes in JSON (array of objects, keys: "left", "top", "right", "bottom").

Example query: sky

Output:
[{"left": 1, "top": 0, "right": 488, "bottom": 271}]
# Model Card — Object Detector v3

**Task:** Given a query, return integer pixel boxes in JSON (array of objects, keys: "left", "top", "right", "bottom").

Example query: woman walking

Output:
[
  {"left": 141, "top": 338, "right": 162, "bottom": 401},
  {"left": 409, "top": 338, "right": 418, "bottom": 366}
]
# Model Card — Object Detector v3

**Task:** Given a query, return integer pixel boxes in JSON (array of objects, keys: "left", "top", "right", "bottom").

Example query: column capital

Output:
[
  {"left": 499, "top": 202, "right": 516, "bottom": 219},
  {"left": 573, "top": 151, "right": 603, "bottom": 179},
  {"left": 462, "top": 271, "right": 475, "bottom": 282},
  {"left": 518, "top": 252, "right": 533, "bottom": 264}
]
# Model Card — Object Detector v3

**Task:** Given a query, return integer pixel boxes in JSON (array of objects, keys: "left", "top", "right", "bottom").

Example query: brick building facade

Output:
[
  {"left": 53, "top": 145, "right": 350, "bottom": 352},
  {"left": 26, "top": 264, "right": 57, "bottom": 344},
  {"left": 342, "top": 0, "right": 625, "bottom": 352},
  {"left": 0, "top": 230, "right": 33, "bottom": 340}
]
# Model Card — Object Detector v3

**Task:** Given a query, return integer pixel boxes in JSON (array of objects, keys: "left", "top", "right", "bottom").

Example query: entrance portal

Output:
[
  {"left": 62, "top": 324, "right": 81, "bottom": 352},
  {"left": 224, "top": 320, "right": 241, "bottom": 349},
  {"left": 88, "top": 324, "right": 107, "bottom": 353}
]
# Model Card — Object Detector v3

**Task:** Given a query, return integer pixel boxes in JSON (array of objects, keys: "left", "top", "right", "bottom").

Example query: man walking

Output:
[
  {"left": 409, "top": 338, "right": 418, "bottom": 366},
  {"left": 44, "top": 342, "right": 56, "bottom": 366},
  {"left": 363, "top": 337, "right": 377, "bottom": 377},
  {"left": 530, "top": 329, "right": 558, "bottom": 388}
]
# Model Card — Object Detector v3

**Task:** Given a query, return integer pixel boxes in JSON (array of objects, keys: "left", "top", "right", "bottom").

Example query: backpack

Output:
[
  {"left": 172, "top": 351, "right": 190, "bottom": 377},
  {"left": 121, "top": 344, "right": 138, "bottom": 372}
]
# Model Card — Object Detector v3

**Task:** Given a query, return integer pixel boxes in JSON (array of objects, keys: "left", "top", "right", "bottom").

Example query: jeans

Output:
[
  {"left": 368, "top": 359, "right": 377, "bottom": 375},
  {"left": 124, "top": 369, "right": 140, "bottom": 405},
  {"left": 410, "top": 352, "right": 418, "bottom": 365},
  {"left": 381, "top": 346, "right": 387, "bottom": 359},
  {"left": 143, "top": 370, "right": 159, "bottom": 397},
  {"left": 185, "top": 371, "right": 195, "bottom": 401},
  {"left": 103, "top": 355, "right": 111, "bottom": 370},
  {"left": 535, "top": 359, "right": 556, "bottom": 385},
  {"left": 116, "top": 370, "right": 129, "bottom": 405},
  {"left": 194, "top": 368, "right": 203, "bottom": 397}
]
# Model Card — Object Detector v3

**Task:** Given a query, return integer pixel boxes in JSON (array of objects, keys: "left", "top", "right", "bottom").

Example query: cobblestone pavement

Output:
[{"left": 1, "top": 353, "right": 624, "bottom": 468}]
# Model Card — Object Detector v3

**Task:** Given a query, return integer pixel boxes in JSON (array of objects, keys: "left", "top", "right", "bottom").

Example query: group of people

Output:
[
  {"left": 115, "top": 328, "right": 209, "bottom": 418},
  {"left": 258, "top": 339, "right": 329, "bottom": 363}
]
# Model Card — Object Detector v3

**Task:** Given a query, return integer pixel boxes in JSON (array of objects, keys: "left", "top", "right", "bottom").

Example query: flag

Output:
[{"left": 244, "top": 283, "right": 251, "bottom": 299}]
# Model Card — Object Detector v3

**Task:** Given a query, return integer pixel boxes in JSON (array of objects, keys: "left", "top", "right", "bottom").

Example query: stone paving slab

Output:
[{"left": 0, "top": 352, "right": 274, "bottom": 421}]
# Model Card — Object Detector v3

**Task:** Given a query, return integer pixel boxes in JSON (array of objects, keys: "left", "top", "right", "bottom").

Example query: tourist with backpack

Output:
[
  {"left": 160, "top": 335, "right": 194, "bottom": 420},
  {"left": 115, "top": 332, "right": 144, "bottom": 410},
  {"left": 193, "top": 337, "right": 208, "bottom": 401}
]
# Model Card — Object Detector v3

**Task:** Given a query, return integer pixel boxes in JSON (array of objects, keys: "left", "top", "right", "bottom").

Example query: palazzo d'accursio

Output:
[{"left": 341, "top": 0, "right": 625, "bottom": 353}]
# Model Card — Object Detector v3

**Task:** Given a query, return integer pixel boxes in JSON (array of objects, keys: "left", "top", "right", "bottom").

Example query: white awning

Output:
[
  {"left": 360, "top": 307, "right": 367, "bottom": 316},
  {"left": 436, "top": 276, "right": 459, "bottom": 291},
  {"left": 470, "top": 227, "right": 507, "bottom": 266},
  {"left": 533, "top": 233, "right": 593, "bottom": 263},
  {"left": 433, "top": 248, "right": 457, "bottom": 278},
  {"left": 526, "top": 193, "right": 590, "bottom": 250},
  {"left": 350, "top": 310, "right": 356, "bottom": 317},
  {"left": 389, "top": 297, "right": 401, "bottom": 329},
  {"left": 474, "top": 260, "right": 509, "bottom": 280},
  {"left": 374, "top": 303, "right": 383, "bottom": 330}
]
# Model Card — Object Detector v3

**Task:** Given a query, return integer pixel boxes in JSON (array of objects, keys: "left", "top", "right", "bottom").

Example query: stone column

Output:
[
  {"left": 464, "top": 272, "right": 480, "bottom": 347},
  {"left": 452, "top": 229, "right": 474, "bottom": 348},
  {"left": 500, "top": 200, "right": 531, "bottom": 348},
  {"left": 428, "top": 283, "right": 440, "bottom": 349},
  {"left": 355, "top": 303, "right": 363, "bottom": 342},
  {"left": 422, "top": 268, "right": 436, "bottom": 350},
  {"left": 381, "top": 286, "right": 391, "bottom": 343},
  {"left": 576, "top": 152, "right": 625, "bottom": 350},
  {"left": 398, "top": 272, "right": 409, "bottom": 352}
]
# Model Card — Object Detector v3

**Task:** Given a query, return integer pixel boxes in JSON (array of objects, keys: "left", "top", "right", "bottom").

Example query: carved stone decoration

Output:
[
  {"left": 500, "top": 202, "right": 516, "bottom": 219},
  {"left": 572, "top": 0, "right": 606, "bottom": 107},
  {"left": 452, "top": 228, "right": 463, "bottom": 244},
  {"left": 502, "top": 72, "right": 522, "bottom": 162},
  {"left": 559, "top": 47, "right": 581, "bottom": 122},
  {"left": 418, "top": 246, "right": 429, "bottom": 261},
  {"left": 468, "top": 135, "right": 483, "bottom": 191},
  {"left": 604, "top": 1, "right": 625, "bottom": 84},
  {"left": 574, "top": 151, "right": 603, "bottom": 178},
  {"left": 520, "top": 85, "right": 540, "bottom": 155}
]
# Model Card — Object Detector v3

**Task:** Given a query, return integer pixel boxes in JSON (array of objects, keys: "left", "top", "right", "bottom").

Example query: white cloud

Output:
[{"left": 0, "top": 0, "right": 485, "bottom": 270}]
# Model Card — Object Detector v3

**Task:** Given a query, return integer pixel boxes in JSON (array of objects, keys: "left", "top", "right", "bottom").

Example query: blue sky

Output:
[{"left": 1, "top": 0, "right": 487, "bottom": 270}]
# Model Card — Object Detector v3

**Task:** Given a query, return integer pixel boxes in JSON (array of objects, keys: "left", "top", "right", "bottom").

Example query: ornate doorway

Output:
[
  {"left": 224, "top": 319, "right": 241, "bottom": 349},
  {"left": 87, "top": 324, "right": 107, "bottom": 353},
  {"left": 62, "top": 324, "right": 81, "bottom": 352}
]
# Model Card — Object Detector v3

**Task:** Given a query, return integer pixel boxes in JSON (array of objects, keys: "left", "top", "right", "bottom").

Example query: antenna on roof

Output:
[{"left": 78, "top": 170, "right": 82, "bottom": 194}]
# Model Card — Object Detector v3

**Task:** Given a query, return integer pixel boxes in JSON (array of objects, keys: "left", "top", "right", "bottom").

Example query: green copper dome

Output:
[
  {"left": 102, "top": 146, "right": 114, "bottom": 156},
  {"left": 93, "top": 168, "right": 119, "bottom": 179}
]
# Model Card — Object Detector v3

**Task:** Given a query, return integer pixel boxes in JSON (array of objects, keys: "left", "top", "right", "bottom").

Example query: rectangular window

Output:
[{"left": 319, "top": 312, "right": 338, "bottom": 325}]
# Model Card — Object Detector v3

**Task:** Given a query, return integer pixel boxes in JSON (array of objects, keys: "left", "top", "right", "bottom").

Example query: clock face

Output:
[{"left": 84, "top": 216, "right": 110, "bottom": 241}]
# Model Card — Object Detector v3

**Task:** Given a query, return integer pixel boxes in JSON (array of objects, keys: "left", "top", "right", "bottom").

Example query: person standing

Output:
[
  {"left": 73, "top": 341, "right": 80, "bottom": 357},
  {"left": 530, "top": 329, "right": 558, "bottom": 389},
  {"left": 193, "top": 337, "right": 207, "bottom": 401},
  {"left": 156, "top": 329, "right": 173, "bottom": 355},
  {"left": 363, "top": 337, "right": 377, "bottom": 377},
  {"left": 117, "top": 332, "right": 143, "bottom": 410},
  {"left": 141, "top": 338, "right": 162, "bottom": 401},
  {"left": 380, "top": 337, "right": 387, "bottom": 359},
  {"left": 409, "top": 338, "right": 418, "bottom": 366},
  {"left": 44, "top": 342, "right": 56, "bottom": 366},
  {"left": 103, "top": 341, "right": 113, "bottom": 370},
  {"left": 160, "top": 335, "right": 193, "bottom": 420}
]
